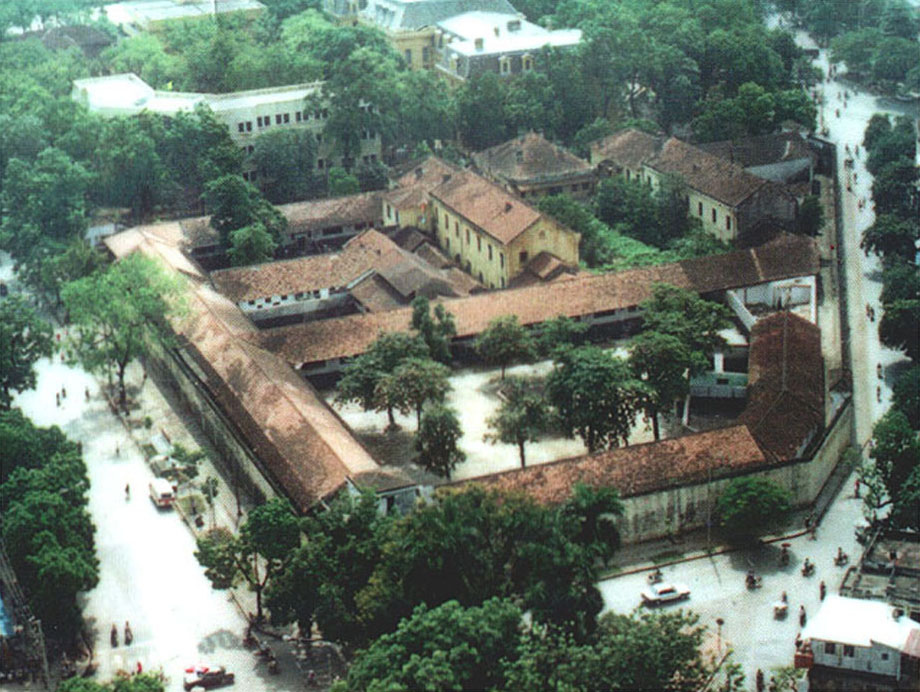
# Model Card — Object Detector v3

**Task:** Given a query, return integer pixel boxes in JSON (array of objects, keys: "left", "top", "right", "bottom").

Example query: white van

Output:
[{"left": 149, "top": 478, "right": 176, "bottom": 508}]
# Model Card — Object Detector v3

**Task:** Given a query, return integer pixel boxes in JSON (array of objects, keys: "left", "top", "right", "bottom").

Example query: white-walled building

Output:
[
  {"left": 798, "top": 595, "right": 920, "bottom": 690},
  {"left": 71, "top": 73, "right": 382, "bottom": 180}
]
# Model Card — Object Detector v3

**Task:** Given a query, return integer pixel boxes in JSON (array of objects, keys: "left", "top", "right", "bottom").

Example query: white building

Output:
[
  {"left": 799, "top": 595, "right": 920, "bottom": 690},
  {"left": 105, "top": 0, "right": 265, "bottom": 35},
  {"left": 71, "top": 73, "right": 381, "bottom": 180},
  {"left": 435, "top": 11, "right": 580, "bottom": 82}
]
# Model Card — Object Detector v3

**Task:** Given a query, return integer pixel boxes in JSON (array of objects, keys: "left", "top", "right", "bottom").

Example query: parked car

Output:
[
  {"left": 183, "top": 665, "right": 234, "bottom": 690},
  {"left": 641, "top": 582, "right": 690, "bottom": 606}
]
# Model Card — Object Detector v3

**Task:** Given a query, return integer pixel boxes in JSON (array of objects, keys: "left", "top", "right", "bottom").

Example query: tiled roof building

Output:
[{"left": 472, "top": 132, "right": 596, "bottom": 200}]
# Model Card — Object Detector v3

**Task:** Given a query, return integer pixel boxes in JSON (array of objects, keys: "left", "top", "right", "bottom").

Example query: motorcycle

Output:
[
  {"left": 746, "top": 574, "right": 763, "bottom": 590},
  {"left": 834, "top": 549, "right": 849, "bottom": 566},
  {"left": 780, "top": 543, "right": 791, "bottom": 566},
  {"left": 801, "top": 560, "right": 815, "bottom": 577},
  {"left": 648, "top": 569, "right": 663, "bottom": 584}
]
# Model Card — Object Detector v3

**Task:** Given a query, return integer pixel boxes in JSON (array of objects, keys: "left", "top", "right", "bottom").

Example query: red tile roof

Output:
[
  {"left": 468, "top": 426, "right": 766, "bottom": 504},
  {"left": 590, "top": 128, "right": 664, "bottom": 169},
  {"left": 739, "top": 311, "right": 825, "bottom": 461},
  {"left": 649, "top": 138, "right": 769, "bottom": 207},
  {"left": 280, "top": 192, "right": 383, "bottom": 236},
  {"left": 697, "top": 131, "right": 814, "bottom": 169},
  {"left": 472, "top": 131, "right": 593, "bottom": 185},
  {"left": 210, "top": 230, "right": 403, "bottom": 302},
  {"left": 258, "top": 234, "right": 819, "bottom": 365},
  {"left": 430, "top": 168, "right": 543, "bottom": 245}
]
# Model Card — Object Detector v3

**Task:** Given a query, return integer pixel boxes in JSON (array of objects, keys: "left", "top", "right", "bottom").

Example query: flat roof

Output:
[
  {"left": 803, "top": 595, "right": 920, "bottom": 652},
  {"left": 439, "top": 11, "right": 580, "bottom": 55}
]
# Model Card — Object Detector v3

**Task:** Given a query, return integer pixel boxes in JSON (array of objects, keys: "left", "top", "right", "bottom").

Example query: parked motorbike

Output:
[
  {"left": 780, "top": 543, "right": 790, "bottom": 566},
  {"left": 834, "top": 548, "right": 849, "bottom": 566}
]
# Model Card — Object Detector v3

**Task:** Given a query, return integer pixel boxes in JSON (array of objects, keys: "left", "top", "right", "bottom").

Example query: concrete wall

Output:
[
  {"left": 615, "top": 398, "right": 853, "bottom": 545},
  {"left": 811, "top": 639, "right": 902, "bottom": 680},
  {"left": 507, "top": 217, "right": 579, "bottom": 283}
]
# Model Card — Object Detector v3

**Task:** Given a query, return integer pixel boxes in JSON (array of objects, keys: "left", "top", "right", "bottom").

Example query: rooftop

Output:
[
  {"left": 803, "top": 595, "right": 920, "bottom": 653},
  {"left": 279, "top": 192, "right": 383, "bottom": 237},
  {"left": 103, "top": 223, "right": 385, "bottom": 512},
  {"left": 468, "top": 426, "right": 766, "bottom": 504},
  {"left": 430, "top": 168, "right": 543, "bottom": 244},
  {"left": 259, "top": 234, "right": 820, "bottom": 366},
  {"left": 472, "top": 132, "right": 593, "bottom": 185},
  {"left": 589, "top": 128, "right": 664, "bottom": 169},
  {"left": 697, "top": 131, "right": 814, "bottom": 169},
  {"left": 739, "top": 312, "right": 824, "bottom": 461},
  {"left": 648, "top": 138, "right": 770, "bottom": 208},
  {"left": 364, "top": 0, "right": 518, "bottom": 31},
  {"left": 438, "top": 11, "right": 581, "bottom": 55}
]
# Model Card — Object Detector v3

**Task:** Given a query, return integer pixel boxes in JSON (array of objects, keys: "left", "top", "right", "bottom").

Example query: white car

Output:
[{"left": 641, "top": 582, "right": 691, "bottom": 606}]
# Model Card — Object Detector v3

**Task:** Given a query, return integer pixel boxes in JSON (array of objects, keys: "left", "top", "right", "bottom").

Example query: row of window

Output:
[
  {"left": 520, "top": 182, "right": 592, "bottom": 198},
  {"left": 499, "top": 54, "right": 534, "bottom": 75},
  {"left": 695, "top": 200, "right": 732, "bottom": 231},
  {"left": 236, "top": 109, "right": 330, "bottom": 133}
]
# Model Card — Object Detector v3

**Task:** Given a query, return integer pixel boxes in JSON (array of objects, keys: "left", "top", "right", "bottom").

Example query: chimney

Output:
[
  {"left": 475, "top": 37, "right": 484, "bottom": 51},
  {"left": 504, "top": 202, "right": 513, "bottom": 212}
]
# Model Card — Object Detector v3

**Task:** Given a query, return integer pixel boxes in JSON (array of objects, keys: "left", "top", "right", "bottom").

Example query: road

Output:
[{"left": 12, "top": 352, "right": 303, "bottom": 691}]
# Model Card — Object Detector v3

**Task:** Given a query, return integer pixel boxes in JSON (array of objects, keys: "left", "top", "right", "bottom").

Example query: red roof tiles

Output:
[{"left": 472, "top": 131, "right": 593, "bottom": 184}]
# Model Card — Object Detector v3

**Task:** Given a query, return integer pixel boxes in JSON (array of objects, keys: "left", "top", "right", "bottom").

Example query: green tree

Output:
[
  {"left": 861, "top": 215, "right": 918, "bottom": 265},
  {"left": 97, "top": 116, "right": 168, "bottom": 222},
  {"left": 326, "top": 166, "right": 360, "bottom": 196},
  {"left": 559, "top": 483, "right": 623, "bottom": 565},
  {"left": 393, "top": 69, "right": 456, "bottom": 152},
  {"left": 796, "top": 195, "right": 825, "bottom": 236},
  {"left": 641, "top": 283, "right": 732, "bottom": 365},
  {"left": 716, "top": 477, "right": 793, "bottom": 543},
  {"left": 475, "top": 315, "right": 535, "bottom": 379},
  {"left": 415, "top": 404, "right": 465, "bottom": 479},
  {"left": 892, "top": 366, "right": 920, "bottom": 429},
  {"left": 546, "top": 346, "right": 644, "bottom": 452},
  {"left": 535, "top": 315, "right": 589, "bottom": 358},
  {"left": 871, "top": 159, "right": 919, "bottom": 220},
  {"left": 410, "top": 296, "right": 456, "bottom": 364},
  {"left": 344, "top": 598, "right": 523, "bottom": 692},
  {"left": 0, "top": 408, "right": 78, "bottom": 484},
  {"left": 195, "top": 499, "right": 300, "bottom": 622},
  {"left": 629, "top": 331, "right": 701, "bottom": 441},
  {"left": 336, "top": 332, "right": 429, "bottom": 429},
  {"left": 455, "top": 72, "right": 509, "bottom": 150},
  {"left": 871, "top": 37, "right": 916, "bottom": 85},
  {"left": 879, "top": 299, "right": 920, "bottom": 361},
  {"left": 204, "top": 173, "right": 286, "bottom": 247},
  {"left": 0, "top": 296, "right": 54, "bottom": 408},
  {"left": 251, "top": 128, "right": 318, "bottom": 203},
  {"left": 99, "top": 33, "right": 184, "bottom": 89},
  {"left": 484, "top": 377, "right": 548, "bottom": 467},
  {"left": 227, "top": 223, "right": 278, "bottom": 267},
  {"left": 62, "top": 253, "right": 185, "bottom": 408},
  {"left": 377, "top": 357, "right": 451, "bottom": 427}
]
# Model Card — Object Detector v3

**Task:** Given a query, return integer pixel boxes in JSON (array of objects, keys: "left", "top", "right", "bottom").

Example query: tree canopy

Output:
[
  {"left": 716, "top": 477, "right": 793, "bottom": 543},
  {"left": 485, "top": 377, "right": 549, "bottom": 467},
  {"left": 860, "top": 409, "right": 920, "bottom": 530},
  {"left": 415, "top": 404, "right": 465, "bottom": 479},
  {"left": 0, "top": 296, "right": 54, "bottom": 408},
  {"left": 475, "top": 315, "right": 535, "bottom": 379}
]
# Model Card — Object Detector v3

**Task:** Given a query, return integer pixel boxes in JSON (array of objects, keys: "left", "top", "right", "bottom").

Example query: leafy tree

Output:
[
  {"left": 871, "top": 37, "right": 916, "bottom": 85},
  {"left": 99, "top": 33, "right": 184, "bottom": 89},
  {"left": 204, "top": 174, "right": 286, "bottom": 247},
  {"left": 880, "top": 260, "right": 920, "bottom": 307},
  {"left": 871, "top": 159, "right": 919, "bottom": 220},
  {"left": 251, "top": 128, "right": 318, "bottom": 204},
  {"left": 336, "top": 332, "right": 429, "bottom": 428},
  {"left": 865, "top": 116, "right": 914, "bottom": 177},
  {"left": 96, "top": 116, "right": 168, "bottom": 222},
  {"left": 377, "top": 357, "right": 451, "bottom": 427},
  {"left": 393, "top": 69, "right": 456, "bottom": 152},
  {"left": 629, "top": 331, "right": 701, "bottom": 440},
  {"left": 0, "top": 408, "right": 78, "bottom": 484},
  {"left": 0, "top": 296, "right": 54, "bottom": 408},
  {"left": 535, "top": 315, "right": 589, "bottom": 358},
  {"left": 716, "top": 477, "right": 793, "bottom": 543},
  {"left": 796, "top": 195, "right": 824, "bottom": 237},
  {"left": 559, "top": 483, "right": 623, "bottom": 565},
  {"left": 227, "top": 223, "right": 277, "bottom": 267},
  {"left": 546, "top": 346, "right": 644, "bottom": 452},
  {"left": 62, "top": 253, "right": 185, "bottom": 408},
  {"left": 455, "top": 72, "right": 509, "bottom": 150},
  {"left": 860, "top": 409, "right": 920, "bottom": 530},
  {"left": 410, "top": 296, "right": 456, "bottom": 364},
  {"left": 861, "top": 215, "right": 918, "bottom": 265},
  {"left": 893, "top": 366, "right": 920, "bottom": 429},
  {"left": 0, "top": 147, "right": 92, "bottom": 262},
  {"left": 572, "top": 117, "right": 614, "bottom": 158},
  {"left": 641, "top": 283, "right": 732, "bottom": 364},
  {"left": 863, "top": 113, "right": 893, "bottom": 153},
  {"left": 484, "top": 377, "right": 549, "bottom": 467},
  {"left": 326, "top": 166, "right": 360, "bottom": 197},
  {"left": 830, "top": 28, "right": 884, "bottom": 76},
  {"left": 415, "top": 404, "right": 465, "bottom": 479},
  {"left": 195, "top": 498, "right": 300, "bottom": 622},
  {"left": 475, "top": 315, "right": 535, "bottom": 379},
  {"left": 21, "top": 237, "right": 105, "bottom": 308},
  {"left": 879, "top": 299, "right": 920, "bottom": 362},
  {"left": 344, "top": 598, "right": 523, "bottom": 692}
]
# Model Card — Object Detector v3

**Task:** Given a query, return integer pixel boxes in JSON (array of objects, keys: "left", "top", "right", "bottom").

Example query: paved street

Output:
[{"left": 13, "top": 354, "right": 304, "bottom": 691}]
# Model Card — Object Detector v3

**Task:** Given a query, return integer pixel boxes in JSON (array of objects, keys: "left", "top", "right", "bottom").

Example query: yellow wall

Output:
[
  {"left": 390, "top": 29, "right": 438, "bottom": 70},
  {"left": 431, "top": 199, "right": 579, "bottom": 289},
  {"left": 642, "top": 166, "right": 738, "bottom": 243}
]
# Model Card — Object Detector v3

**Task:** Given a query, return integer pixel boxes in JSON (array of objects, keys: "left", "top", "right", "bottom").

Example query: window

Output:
[
  {"left": 519, "top": 251, "right": 528, "bottom": 264},
  {"left": 256, "top": 116, "right": 263, "bottom": 127},
  {"left": 316, "top": 158, "right": 325, "bottom": 170},
  {"left": 881, "top": 652, "right": 889, "bottom": 660},
  {"left": 582, "top": 182, "right": 591, "bottom": 190},
  {"left": 522, "top": 54, "right": 533, "bottom": 72},
  {"left": 444, "top": 213, "right": 449, "bottom": 228},
  {"left": 500, "top": 56, "right": 511, "bottom": 75},
  {"left": 238, "top": 122, "right": 245, "bottom": 132},
  {"left": 500, "top": 277, "right": 505, "bottom": 288},
  {"left": 404, "top": 49, "right": 412, "bottom": 64},
  {"left": 843, "top": 645, "right": 855, "bottom": 658},
  {"left": 572, "top": 184, "right": 579, "bottom": 192},
  {"left": 478, "top": 272, "right": 483, "bottom": 282},
  {"left": 824, "top": 642, "right": 836, "bottom": 655},
  {"left": 500, "top": 252, "right": 504, "bottom": 268},
  {"left": 477, "top": 236, "right": 481, "bottom": 252},
  {"left": 263, "top": 115, "right": 270, "bottom": 127},
  {"left": 488, "top": 244, "right": 493, "bottom": 260},
  {"left": 726, "top": 216, "right": 731, "bottom": 231},
  {"left": 549, "top": 186, "right": 562, "bottom": 195},
  {"left": 295, "top": 111, "right": 302, "bottom": 122},
  {"left": 712, "top": 208, "right": 717, "bottom": 223},
  {"left": 276, "top": 114, "right": 283, "bottom": 124},
  {"left": 466, "top": 228, "right": 470, "bottom": 244},
  {"left": 698, "top": 202, "right": 703, "bottom": 216}
]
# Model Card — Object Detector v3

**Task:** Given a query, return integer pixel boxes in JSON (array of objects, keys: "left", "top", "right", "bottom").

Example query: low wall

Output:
[{"left": 616, "top": 397, "right": 853, "bottom": 544}]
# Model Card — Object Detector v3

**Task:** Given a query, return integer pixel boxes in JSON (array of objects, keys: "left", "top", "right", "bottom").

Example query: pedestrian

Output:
[
  {"left": 799, "top": 605, "right": 807, "bottom": 627},
  {"left": 125, "top": 483, "right": 130, "bottom": 500},
  {"left": 55, "top": 393, "right": 60, "bottom": 407},
  {"left": 136, "top": 661, "right": 142, "bottom": 675},
  {"left": 61, "top": 386, "right": 66, "bottom": 399},
  {"left": 855, "top": 478, "right": 861, "bottom": 498},
  {"left": 85, "top": 387, "right": 90, "bottom": 401},
  {"left": 116, "top": 443, "right": 120, "bottom": 457},
  {"left": 756, "top": 668, "right": 765, "bottom": 692},
  {"left": 820, "top": 580, "right": 826, "bottom": 600}
]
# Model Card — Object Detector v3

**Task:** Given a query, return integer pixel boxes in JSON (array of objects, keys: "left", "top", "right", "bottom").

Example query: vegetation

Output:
[
  {"left": 377, "top": 357, "right": 451, "bottom": 427},
  {"left": 195, "top": 498, "right": 301, "bottom": 621},
  {"left": 415, "top": 404, "right": 465, "bottom": 479},
  {"left": 484, "top": 377, "right": 549, "bottom": 467},
  {"left": 0, "top": 410, "right": 98, "bottom": 639},
  {"left": 62, "top": 254, "right": 185, "bottom": 408},
  {"left": 475, "top": 315, "right": 536, "bottom": 380},
  {"left": 410, "top": 296, "right": 456, "bottom": 364},
  {"left": 716, "top": 477, "right": 793, "bottom": 543},
  {"left": 0, "top": 296, "right": 54, "bottom": 408},
  {"left": 892, "top": 366, "right": 920, "bottom": 429},
  {"left": 58, "top": 673, "right": 167, "bottom": 692},
  {"left": 859, "top": 409, "right": 920, "bottom": 530}
]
